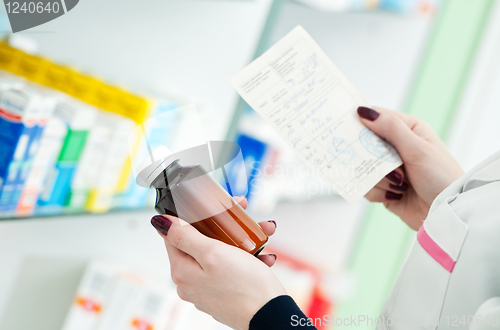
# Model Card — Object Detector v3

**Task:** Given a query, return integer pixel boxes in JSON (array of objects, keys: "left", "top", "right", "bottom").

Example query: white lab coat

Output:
[{"left": 378, "top": 151, "right": 500, "bottom": 330}]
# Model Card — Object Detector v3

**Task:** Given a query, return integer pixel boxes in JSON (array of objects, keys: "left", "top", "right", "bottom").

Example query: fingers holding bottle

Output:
[
  {"left": 150, "top": 213, "right": 286, "bottom": 330},
  {"left": 152, "top": 213, "right": 279, "bottom": 268}
]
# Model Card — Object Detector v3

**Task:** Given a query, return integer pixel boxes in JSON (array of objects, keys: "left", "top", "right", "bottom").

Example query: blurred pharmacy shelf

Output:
[
  {"left": 0, "top": 0, "right": 275, "bottom": 142},
  {"left": 0, "top": 51, "right": 164, "bottom": 219},
  {"left": 0, "top": 0, "right": 280, "bottom": 220}
]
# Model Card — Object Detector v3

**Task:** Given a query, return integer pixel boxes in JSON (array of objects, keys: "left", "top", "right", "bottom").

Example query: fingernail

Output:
[
  {"left": 357, "top": 106, "right": 380, "bottom": 121},
  {"left": 390, "top": 181, "right": 409, "bottom": 192},
  {"left": 151, "top": 215, "right": 172, "bottom": 236},
  {"left": 386, "top": 191, "right": 403, "bottom": 200},
  {"left": 269, "top": 254, "right": 277, "bottom": 261},
  {"left": 268, "top": 220, "right": 277, "bottom": 228},
  {"left": 386, "top": 170, "right": 404, "bottom": 186}
]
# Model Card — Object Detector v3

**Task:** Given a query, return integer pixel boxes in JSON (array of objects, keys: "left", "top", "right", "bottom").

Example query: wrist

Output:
[{"left": 240, "top": 286, "right": 287, "bottom": 330}]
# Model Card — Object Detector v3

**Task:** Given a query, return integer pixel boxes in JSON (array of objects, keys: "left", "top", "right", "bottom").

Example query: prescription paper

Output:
[{"left": 231, "top": 26, "right": 402, "bottom": 203}]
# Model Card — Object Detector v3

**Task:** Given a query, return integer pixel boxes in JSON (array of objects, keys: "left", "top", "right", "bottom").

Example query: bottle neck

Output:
[{"left": 150, "top": 159, "right": 182, "bottom": 190}]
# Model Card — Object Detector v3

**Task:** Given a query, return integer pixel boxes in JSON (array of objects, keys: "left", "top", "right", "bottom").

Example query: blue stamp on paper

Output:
[
  {"left": 359, "top": 127, "right": 400, "bottom": 163},
  {"left": 327, "top": 137, "right": 357, "bottom": 164}
]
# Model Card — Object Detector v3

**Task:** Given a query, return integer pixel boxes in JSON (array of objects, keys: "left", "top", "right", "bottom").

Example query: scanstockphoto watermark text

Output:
[
  {"left": 291, "top": 315, "right": 394, "bottom": 328},
  {"left": 291, "top": 314, "right": 499, "bottom": 327}
]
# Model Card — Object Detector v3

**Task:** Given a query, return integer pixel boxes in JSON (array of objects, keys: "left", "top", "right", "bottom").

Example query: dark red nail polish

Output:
[
  {"left": 268, "top": 220, "right": 277, "bottom": 228},
  {"left": 386, "top": 191, "right": 403, "bottom": 200},
  {"left": 390, "top": 182, "right": 409, "bottom": 192},
  {"left": 269, "top": 254, "right": 277, "bottom": 260},
  {"left": 151, "top": 215, "right": 172, "bottom": 236},
  {"left": 386, "top": 170, "right": 404, "bottom": 186},
  {"left": 357, "top": 107, "right": 380, "bottom": 121}
]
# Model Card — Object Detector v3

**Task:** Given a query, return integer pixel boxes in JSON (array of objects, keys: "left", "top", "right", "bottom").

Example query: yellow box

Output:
[
  {"left": 116, "top": 91, "right": 152, "bottom": 124},
  {"left": 16, "top": 53, "right": 51, "bottom": 83},
  {"left": 93, "top": 83, "right": 122, "bottom": 113},
  {"left": 68, "top": 73, "right": 101, "bottom": 104},
  {"left": 42, "top": 63, "right": 72, "bottom": 93},
  {"left": 0, "top": 41, "right": 23, "bottom": 73}
]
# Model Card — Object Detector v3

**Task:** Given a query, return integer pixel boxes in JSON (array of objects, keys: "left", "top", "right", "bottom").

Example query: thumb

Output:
[
  {"left": 151, "top": 215, "right": 213, "bottom": 262},
  {"left": 357, "top": 106, "right": 423, "bottom": 161}
]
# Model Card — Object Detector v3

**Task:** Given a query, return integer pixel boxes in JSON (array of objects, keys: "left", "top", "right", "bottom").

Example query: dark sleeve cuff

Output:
[{"left": 249, "top": 295, "right": 318, "bottom": 330}]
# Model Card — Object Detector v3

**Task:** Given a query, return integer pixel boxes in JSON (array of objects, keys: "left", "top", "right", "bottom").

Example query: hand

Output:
[
  {"left": 358, "top": 107, "right": 464, "bottom": 230},
  {"left": 151, "top": 196, "right": 287, "bottom": 330}
]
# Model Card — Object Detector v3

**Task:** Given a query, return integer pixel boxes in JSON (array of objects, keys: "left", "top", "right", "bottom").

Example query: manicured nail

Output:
[
  {"left": 268, "top": 220, "right": 277, "bottom": 228},
  {"left": 386, "top": 191, "right": 403, "bottom": 200},
  {"left": 390, "top": 182, "right": 409, "bottom": 192},
  {"left": 269, "top": 254, "right": 278, "bottom": 261},
  {"left": 151, "top": 215, "right": 172, "bottom": 236},
  {"left": 357, "top": 107, "right": 380, "bottom": 121},
  {"left": 386, "top": 170, "right": 404, "bottom": 186}
]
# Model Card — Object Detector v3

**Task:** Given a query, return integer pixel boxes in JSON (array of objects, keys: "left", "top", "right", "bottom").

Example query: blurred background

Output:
[{"left": 0, "top": 0, "right": 499, "bottom": 329}]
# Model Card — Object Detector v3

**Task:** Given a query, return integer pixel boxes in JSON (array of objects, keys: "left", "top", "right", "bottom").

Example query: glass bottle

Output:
[{"left": 149, "top": 159, "right": 268, "bottom": 256}]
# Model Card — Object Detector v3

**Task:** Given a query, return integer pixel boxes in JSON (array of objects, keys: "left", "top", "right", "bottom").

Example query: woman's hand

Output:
[
  {"left": 151, "top": 196, "right": 287, "bottom": 330},
  {"left": 358, "top": 107, "right": 464, "bottom": 230}
]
